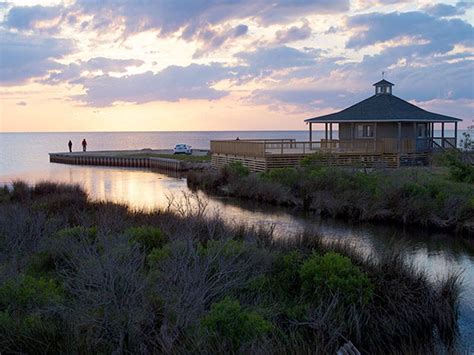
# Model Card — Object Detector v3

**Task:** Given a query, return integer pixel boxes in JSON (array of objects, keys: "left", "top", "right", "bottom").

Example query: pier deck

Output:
[{"left": 49, "top": 149, "right": 210, "bottom": 171}]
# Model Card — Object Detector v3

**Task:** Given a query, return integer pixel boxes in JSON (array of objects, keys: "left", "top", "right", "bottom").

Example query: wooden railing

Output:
[
  {"left": 211, "top": 137, "right": 457, "bottom": 157},
  {"left": 210, "top": 139, "right": 297, "bottom": 157}
]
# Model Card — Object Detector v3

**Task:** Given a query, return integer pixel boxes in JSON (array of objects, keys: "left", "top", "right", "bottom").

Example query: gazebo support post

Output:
[
  {"left": 397, "top": 122, "right": 402, "bottom": 152},
  {"left": 454, "top": 122, "right": 458, "bottom": 148},
  {"left": 309, "top": 122, "right": 313, "bottom": 150},
  {"left": 413, "top": 122, "right": 417, "bottom": 153},
  {"left": 374, "top": 122, "right": 377, "bottom": 152},
  {"left": 325, "top": 123, "right": 328, "bottom": 148},
  {"left": 351, "top": 122, "right": 354, "bottom": 150},
  {"left": 397, "top": 122, "right": 402, "bottom": 167},
  {"left": 441, "top": 122, "right": 445, "bottom": 148}
]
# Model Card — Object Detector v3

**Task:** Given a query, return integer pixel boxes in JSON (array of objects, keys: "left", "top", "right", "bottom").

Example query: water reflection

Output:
[{"left": 0, "top": 164, "right": 473, "bottom": 351}]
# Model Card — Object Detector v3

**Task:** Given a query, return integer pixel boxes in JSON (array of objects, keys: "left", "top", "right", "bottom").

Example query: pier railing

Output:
[{"left": 50, "top": 153, "right": 185, "bottom": 171}]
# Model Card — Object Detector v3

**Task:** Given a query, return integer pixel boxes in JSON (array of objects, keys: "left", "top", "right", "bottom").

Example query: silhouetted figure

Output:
[
  {"left": 82, "top": 138, "right": 87, "bottom": 152},
  {"left": 68, "top": 140, "right": 72, "bottom": 152}
]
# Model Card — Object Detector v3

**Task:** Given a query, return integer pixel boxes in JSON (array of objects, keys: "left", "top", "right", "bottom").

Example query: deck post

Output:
[
  {"left": 309, "top": 122, "right": 313, "bottom": 150},
  {"left": 397, "top": 122, "right": 402, "bottom": 153},
  {"left": 441, "top": 122, "right": 445, "bottom": 148},
  {"left": 454, "top": 121, "right": 458, "bottom": 148}
]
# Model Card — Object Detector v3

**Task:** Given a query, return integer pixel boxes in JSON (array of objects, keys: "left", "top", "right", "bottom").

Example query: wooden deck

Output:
[{"left": 210, "top": 139, "right": 438, "bottom": 172}]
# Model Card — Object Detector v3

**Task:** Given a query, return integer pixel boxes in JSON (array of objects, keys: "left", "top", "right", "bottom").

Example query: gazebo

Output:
[
  {"left": 305, "top": 79, "right": 461, "bottom": 155},
  {"left": 210, "top": 79, "right": 463, "bottom": 171}
]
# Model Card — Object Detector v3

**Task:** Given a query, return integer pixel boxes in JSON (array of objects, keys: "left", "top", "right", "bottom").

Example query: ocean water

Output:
[
  {"left": 0, "top": 131, "right": 472, "bottom": 351},
  {"left": 0, "top": 131, "right": 317, "bottom": 179}
]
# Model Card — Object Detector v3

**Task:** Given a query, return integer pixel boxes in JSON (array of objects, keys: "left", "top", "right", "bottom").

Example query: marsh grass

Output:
[
  {"left": 0, "top": 182, "right": 461, "bottom": 354},
  {"left": 188, "top": 163, "right": 474, "bottom": 234}
]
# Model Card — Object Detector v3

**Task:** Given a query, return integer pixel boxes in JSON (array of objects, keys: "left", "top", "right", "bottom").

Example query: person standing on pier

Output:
[
  {"left": 68, "top": 140, "right": 72, "bottom": 152},
  {"left": 82, "top": 138, "right": 87, "bottom": 152}
]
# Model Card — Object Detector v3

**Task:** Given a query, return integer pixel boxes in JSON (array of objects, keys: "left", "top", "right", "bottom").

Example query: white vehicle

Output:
[{"left": 173, "top": 143, "right": 192, "bottom": 155}]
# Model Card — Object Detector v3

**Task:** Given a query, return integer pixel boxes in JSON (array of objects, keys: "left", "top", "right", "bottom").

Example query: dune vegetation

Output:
[
  {"left": 0, "top": 181, "right": 461, "bottom": 353},
  {"left": 187, "top": 153, "right": 474, "bottom": 235}
]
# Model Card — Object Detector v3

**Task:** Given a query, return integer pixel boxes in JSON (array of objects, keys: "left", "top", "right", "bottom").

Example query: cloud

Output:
[
  {"left": 236, "top": 46, "right": 318, "bottom": 77},
  {"left": 346, "top": 11, "right": 473, "bottom": 55},
  {"left": 43, "top": 57, "right": 145, "bottom": 84},
  {"left": 75, "top": 63, "right": 235, "bottom": 107},
  {"left": 0, "top": 31, "right": 75, "bottom": 85},
  {"left": 192, "top": 24, "right": 248, "bottom": 58},
  {"left": 75, "top": 0, "right": 349, "bottom": 38},
  {"left": 249, "top": 85, "right": 366, "bottom": 114},
  {"left": 422, "top": 2, "right": 473, "bottom": 17},
  {"left": 275, "top": 21, "right": 312, "bottom": 44},
  {"left": 386, "top": 59, "right": 474, "bottom": 101},
  {"left": 82, "top": 57, "right": 144, "bottom": 73},
  {"left": 3, "top": 5, "right": 63, "bottom": 32},
  {"left": 251, "top": 54, "right": 473, "bottom": 114}
]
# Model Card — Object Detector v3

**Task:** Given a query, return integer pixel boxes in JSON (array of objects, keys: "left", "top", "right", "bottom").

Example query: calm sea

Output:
[
  {"left": 0, "top": 131, "right": 316, "bottom": 179},
  {"left": 0, "top": 131, "right": 472, "bottom": 351},
  {"left": 0, "top": 130, "right": 462, "bottom": 179}
]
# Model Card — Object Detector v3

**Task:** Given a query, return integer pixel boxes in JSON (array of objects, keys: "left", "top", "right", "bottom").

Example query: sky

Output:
[{"left": 0, "top": 0, "right": 473, "bottom": 132}]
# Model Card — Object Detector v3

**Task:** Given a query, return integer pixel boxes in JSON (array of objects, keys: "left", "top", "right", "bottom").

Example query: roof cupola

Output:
[{"left": 373, "top": 79, "right": 394, "bottom": 95}]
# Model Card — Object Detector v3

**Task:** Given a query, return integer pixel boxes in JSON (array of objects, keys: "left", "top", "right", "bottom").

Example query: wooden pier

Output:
[{"left": 49, "top": 149, "right": 210, "bottom": 172}]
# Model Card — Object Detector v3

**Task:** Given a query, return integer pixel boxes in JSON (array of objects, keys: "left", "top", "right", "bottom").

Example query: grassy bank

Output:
[
  {"left": 0, "top": 182, "right": 460, "bottom": 353},
  {"left": 188, "top": 157, "right": 474, "bottom": 234}
]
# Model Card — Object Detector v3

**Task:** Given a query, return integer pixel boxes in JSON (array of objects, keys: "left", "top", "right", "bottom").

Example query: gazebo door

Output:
[{"left": 416, "top": 123, "right": 429, "bottom": 152}]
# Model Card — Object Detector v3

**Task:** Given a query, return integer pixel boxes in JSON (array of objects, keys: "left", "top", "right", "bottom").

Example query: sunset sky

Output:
[{"left": 0, "top": 0, "right": 473, "bottom": 132}]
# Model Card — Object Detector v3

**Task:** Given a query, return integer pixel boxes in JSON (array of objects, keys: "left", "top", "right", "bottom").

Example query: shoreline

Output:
[{"left": 187, "top": 162, "right": 474, "bottom": 236}]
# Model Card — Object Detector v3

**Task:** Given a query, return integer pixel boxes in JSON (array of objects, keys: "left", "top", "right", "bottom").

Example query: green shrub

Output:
[
  {"left": 0, "top": 186, "right": 10, "bottom": 203},
  {"left": 271, "top": 251, "right": 304, "bottom": 297},
  {"left": 300, "top": 152, "right": 328, "bottom": 168},
  {"left": 440, "top": 152, "right": 474, "bottom": 183},
  {"left": 54, "top": 226, "right": 97, "bottom": 242},
  {"left": 0, "top": 275, "right": 63, "bottom": 308},
  {"left": 11, "top": 180, "right": 30, "bottom": 201},
  {"left": 198, "top": 239, "right": 247, "bottom": 257},
  {"left": 27, "top": 250, "right": 60, "bottom": 275},
  {"left": 221, "top": 161, "right": 250, "bottom": 180},
  {"left": 261, "top": 168, "right": 301, "bottom": 188},
  {"left": 300, "top": 252, "right": 373, "bottom": 305},
  {"left": 147, "top": 244, "right": 172, "bottom": 265},
  {"left": 126, "top": 225, "right": 167, "bottom": 251},
  {"left": 0, "top": 275, "right": 65, "bottom": 352},
  {"left": 201, "top": 297, "right": 272, "bottom": 348},
  {"left": 32, "top": 181, "right": 85, "bottom": 197}
]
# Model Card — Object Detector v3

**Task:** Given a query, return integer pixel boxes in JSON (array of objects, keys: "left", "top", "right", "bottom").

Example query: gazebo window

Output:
[{"left": 356, "top": 124, "right": 374, "bottom": 138}]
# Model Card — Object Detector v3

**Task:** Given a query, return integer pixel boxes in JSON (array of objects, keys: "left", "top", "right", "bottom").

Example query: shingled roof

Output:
[
  {"left": 372, "top": 79, "right": 394, "bottom": 87},
  {"left": 305, "top": 86, "right": 461, "bottom": 123}
]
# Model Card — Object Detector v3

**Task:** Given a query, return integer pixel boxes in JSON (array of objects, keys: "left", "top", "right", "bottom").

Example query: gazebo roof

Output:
[
  {"left": 372, "top": 79, "right": 394, "bottom": 87},
  {"left": 305, "top": 92, "right": 461, "bottom": 123}
]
